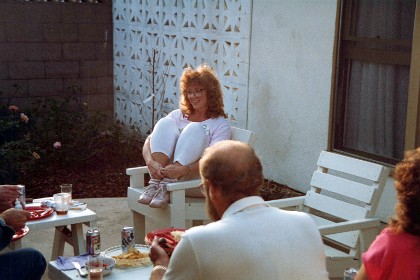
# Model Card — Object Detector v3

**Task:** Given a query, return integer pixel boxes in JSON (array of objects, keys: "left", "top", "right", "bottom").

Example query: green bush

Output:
[
  {"left": 28, "top": 85, "right": 112, "bottom": 170},
  {"left": 0, "top": 86, "right": 39, "bottom": 184},
  {"left": 1, "top": 84, "right": 143, "bottom": 184}
]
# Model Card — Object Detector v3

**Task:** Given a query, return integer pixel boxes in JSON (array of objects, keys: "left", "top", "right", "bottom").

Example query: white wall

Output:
[
  {"left": 247, "top": 0, "right": 396, "bottom": 222},
  {"left": 248, "top": 0, "right": 336, "bottom": 191}
]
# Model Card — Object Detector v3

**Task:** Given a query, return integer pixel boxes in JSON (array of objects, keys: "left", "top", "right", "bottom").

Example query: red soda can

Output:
[
  {"left": 86, "top": 228, "right": 101, "bottom": 255},
  {"left": 121, "top": 226, "right": 135, "bottom": 253}
]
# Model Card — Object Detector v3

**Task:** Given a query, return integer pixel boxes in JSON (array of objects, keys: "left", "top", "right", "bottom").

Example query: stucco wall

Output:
[
  {"left": 248, "top": 0, "right": 396, "bottom": 222},
  {"left": 249, "top": 0, "right": 336, "bottom": 191}
]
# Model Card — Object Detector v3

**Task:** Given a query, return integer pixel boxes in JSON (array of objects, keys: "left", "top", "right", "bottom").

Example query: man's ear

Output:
[
  {"left": 206, "top": 180, "right": 219, "bottom": 200},
  {"left": 206, "top": 179, "right": 214, "bottom": 199}
]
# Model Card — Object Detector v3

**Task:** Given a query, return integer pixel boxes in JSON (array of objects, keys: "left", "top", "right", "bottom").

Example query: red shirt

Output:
[{"left": 362, "top": 228, "right": 420, "bottom": 280}]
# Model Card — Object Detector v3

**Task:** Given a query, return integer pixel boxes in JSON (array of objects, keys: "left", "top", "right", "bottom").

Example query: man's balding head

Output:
[{"left": 199, "top": 140, "right": 263, "bottom": 199}]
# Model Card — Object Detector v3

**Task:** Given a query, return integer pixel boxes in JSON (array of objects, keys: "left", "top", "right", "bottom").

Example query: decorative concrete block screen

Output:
[{"left": 113, "top": 0, "right": 251, "bottom": 135}]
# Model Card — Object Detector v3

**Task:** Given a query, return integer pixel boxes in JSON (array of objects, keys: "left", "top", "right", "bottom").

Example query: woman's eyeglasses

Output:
[{"left": 186, "top": 89, "right": 206, "bottom": 98}]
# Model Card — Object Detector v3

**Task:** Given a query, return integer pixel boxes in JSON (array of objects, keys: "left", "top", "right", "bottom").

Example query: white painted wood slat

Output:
[
  {"left": 317, "top": 151, "right": 386, "bottom": 182},
  {"left": 310, "top": 171, "right": 375, "bottom": 203},
  {"left": 304, "top": 191, "right": 368, "bottom": 221},
  {"left": 230, "top": 127, "right": 257, "bottom": 146}
]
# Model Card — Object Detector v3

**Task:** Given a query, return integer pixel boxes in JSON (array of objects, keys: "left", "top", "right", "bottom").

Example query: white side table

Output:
[{"left": 8, "top": 204, "right": 97, "bottom": 260}]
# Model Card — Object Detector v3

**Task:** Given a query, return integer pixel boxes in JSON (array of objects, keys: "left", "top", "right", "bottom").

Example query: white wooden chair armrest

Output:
[
  {"left": 166, "top": 179, "right": 201, "bottom": 191},
  {"left": 126, "top": 166, "right": 149, "bottom": 175},
  {"left": 267, "top": 196, "right": 305, "bottom": 209},
  {"left": 126, "top": 166, "right": 149, "bottom": 188},
  {"left": 318, "top": 218, "right": 380, "bottom": 235}
]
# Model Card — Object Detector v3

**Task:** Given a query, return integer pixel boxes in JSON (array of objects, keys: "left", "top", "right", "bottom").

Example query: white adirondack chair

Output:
[
  {"left": 126, "top": 127, "right": 256, "bottom": 243},
  {"left": 267, "top": 151, "right": 390, "bottom": 277}
]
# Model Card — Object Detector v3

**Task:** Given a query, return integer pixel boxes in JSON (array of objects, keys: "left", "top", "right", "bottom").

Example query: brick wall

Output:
[{"left": 0, "top": 0, "right": 113, "bottom": 118}]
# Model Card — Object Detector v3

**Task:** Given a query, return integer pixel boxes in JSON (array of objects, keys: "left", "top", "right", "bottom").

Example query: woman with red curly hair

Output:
[
  {"left": 139, "top": 64, "right": 230, "bottom": 208},
  {"left": 355, "top": 147, "right": 420, "bottom": 280}
]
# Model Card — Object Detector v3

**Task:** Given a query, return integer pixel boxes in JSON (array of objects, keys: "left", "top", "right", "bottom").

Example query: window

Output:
[{"left": 331, "top": 0, "right": 419, "bottom": 165}]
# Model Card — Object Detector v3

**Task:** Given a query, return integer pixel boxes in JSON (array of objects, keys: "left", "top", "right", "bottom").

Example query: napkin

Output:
[
  {"left": 39, "top": 200, "right": 86, "bottom": 210},
  {"left": 56, "top": 254, "right": 89, "bottom": 270},
  {"left": 40, "top": 200, "right": 55, "bottom": 209}
]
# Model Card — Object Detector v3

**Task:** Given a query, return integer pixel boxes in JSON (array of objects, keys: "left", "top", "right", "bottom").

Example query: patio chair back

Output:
[{"left": 267, "top": 151, "right": 390, "bottom": 277}]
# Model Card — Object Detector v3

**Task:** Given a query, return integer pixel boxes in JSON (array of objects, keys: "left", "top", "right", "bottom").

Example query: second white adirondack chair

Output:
[
  {"left": 267, "top": 151, "right": 390, "bottom": 278},
  {"left": 126, "top": 127, "right": 256, "bottom": 243}
]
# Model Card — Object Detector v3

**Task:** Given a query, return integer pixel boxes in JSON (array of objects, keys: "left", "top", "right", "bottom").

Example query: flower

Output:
[
  {"left": 32, "top": 152, "right": 40, "bottom": 159},
  {"left": 100, "top": 130, "right": 112, "bottom": 136},
  {"left": 20, "top": 113, "right": 29, "bottom": 123},
  {"left": 53, "top": 141, "right": 61, "bottom": 149},
  {"left": 8, "top": 105, "right": 19, "bottom": 112}
]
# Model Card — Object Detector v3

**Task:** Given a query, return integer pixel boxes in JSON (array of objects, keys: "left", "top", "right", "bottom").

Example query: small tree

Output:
[{"left": 140, "top": 49, "right": 170, "bottom": 133}]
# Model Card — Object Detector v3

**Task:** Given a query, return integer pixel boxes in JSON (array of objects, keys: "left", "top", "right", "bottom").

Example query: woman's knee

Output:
[
  {"left": 182, "top": 122, "right": 208, "bottom": 137},
  {"left": 154, "top": 117, "right": 178, "bottom": 131},
  {"left": 151, "top": 117, "right": 180, "bottom": 142}
]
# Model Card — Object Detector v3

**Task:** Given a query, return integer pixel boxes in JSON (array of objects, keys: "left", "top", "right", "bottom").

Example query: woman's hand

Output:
[
  {"left": 147, "top": 160, "right": 164, "bottom": 180},
  {"left": 143, "top": 137, "right": 164, "bottom": 179},
  {"left": 160, "top": 164, "right": 188, "bottom": 179}
]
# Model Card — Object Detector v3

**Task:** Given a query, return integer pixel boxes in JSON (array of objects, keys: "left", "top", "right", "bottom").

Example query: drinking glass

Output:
[
  {"left": 60, "top": 184, "right": 73, "bottom": 203},
  {"left": 87, "top": 255, "right": 103, "bottom": 280},
  {"left": 17, "top": 184, "right": 26, "bottom": 208},
  {"left": 53, "top": 193, "right": 71, "bottom": 215}
]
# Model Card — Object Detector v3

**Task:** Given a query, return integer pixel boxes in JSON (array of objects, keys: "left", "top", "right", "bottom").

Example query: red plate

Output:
[
  {"left": 25, "top": 206, "right": 54, "bottom": 220},
  {"left": 145, "top": 228, "right": 186, "bottom": 255},
  {"left": 12, "top": 226, "right": 29, "bottom": 242}
]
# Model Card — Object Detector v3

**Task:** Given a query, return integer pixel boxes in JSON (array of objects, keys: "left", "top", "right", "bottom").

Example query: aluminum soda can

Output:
[
  {"left": 86, "top": 228, "right": 101, "bottom": 255},
  {"left": 344, "top": 268, "right": 358, "bottom": 280},
  {"left": 121, "top": 226, "right": 135, "bottom": 253}
]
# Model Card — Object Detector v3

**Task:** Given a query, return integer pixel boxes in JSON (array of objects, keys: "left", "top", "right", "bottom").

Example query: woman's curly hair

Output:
[
  {"left": 389, "top": 147, "right": 420, "bottom": 235},
  {"left": 179, "top": 64, "right": 227, "bottom": 119}
]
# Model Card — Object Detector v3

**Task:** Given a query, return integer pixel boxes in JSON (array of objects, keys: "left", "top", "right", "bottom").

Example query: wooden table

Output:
[
  {"left": 48, "top": 261, "right": 153, "bottom": 279},
  {"left": 8, "top": 203, "right": 97, "bottom": 260}
]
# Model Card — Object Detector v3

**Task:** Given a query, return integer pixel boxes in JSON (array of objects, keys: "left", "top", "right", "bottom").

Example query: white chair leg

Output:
[{"left": 132, "top": 210, "right": 146, "bottom": 244}]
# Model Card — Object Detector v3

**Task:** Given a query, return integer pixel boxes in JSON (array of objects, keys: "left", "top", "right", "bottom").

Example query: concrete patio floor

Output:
[{"left": 14, "top": 197, "right": 132, "bottom": 280}]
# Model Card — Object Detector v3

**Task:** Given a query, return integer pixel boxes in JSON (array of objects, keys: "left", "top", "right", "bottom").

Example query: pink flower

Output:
[
  {"left": 8, "top": 105, "right": 19, "bottom": 112},
  {"left": 20, "top": 113, "right": 29, "bottom": 123},
  {"left": 53, "top": 141, "right": 62, "bottom": 149}
]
